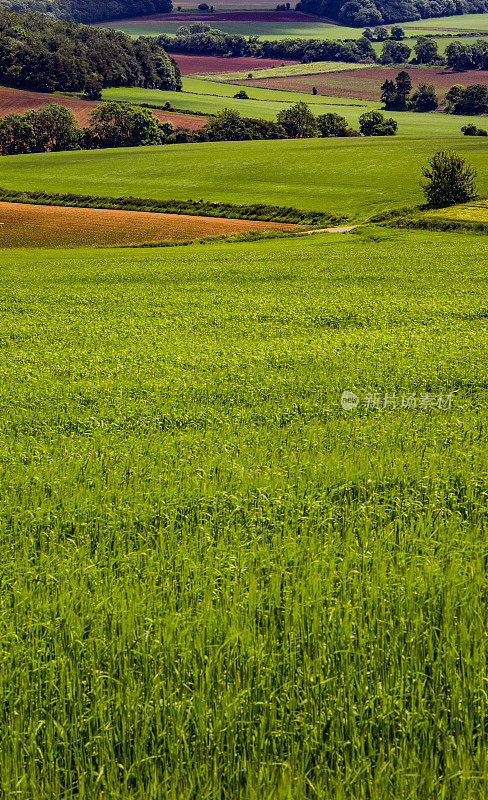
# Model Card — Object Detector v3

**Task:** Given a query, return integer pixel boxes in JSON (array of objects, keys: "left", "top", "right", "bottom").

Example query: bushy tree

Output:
[
  {"left": 414, "top": 36, "right": 439, "bottom": 64},
  {"left": 444, "top": 84, "right": 465, "bottom": 111},
  {"left": 0, "top": 113, "right": 36, "bottom": 155},
  {"left": 276, "top": 102, "right": 317, "bottom": 137},
  {"left": 461, "top": 123, "right": 488, "bottom": 136},
  {"left": 359, "top": 110, "right": 397, "bottom": 135},
  {"left": 451, "top": 83, "right": 488, "bottom": 115},
  {"left": 373, "top": 26, "right": 389, "bottom": 40},
  {"left": 380, "top": 40, "right": 411, "bottom": 64},
  {"left": 26, "top": 104, "right": 80, "bottom": 151},
  {"left": 390, "top": 26, "right": 405, "bottom": 40},
  {"left": 316, "top": 112, "right": 357, "bottom": 136},
  {"left": 88, "top": 102, "right": 167, "bottom": 148},
  {"left": 409, "top": 82, "right": 438, "bottom": 111},
  {"left": 421, "top": 150, "right": 477, "bottom": 207}
]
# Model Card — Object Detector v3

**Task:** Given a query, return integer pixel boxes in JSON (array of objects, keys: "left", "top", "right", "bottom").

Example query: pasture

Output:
[
  {"left": 102, "top": 79, "right": 485, "bottom": 136},
  {"left": 1, "top": 227, "right": 488, "bottom": 798},
  {"left": 1, "top": 136, "right": 488, "bottom": 220}
]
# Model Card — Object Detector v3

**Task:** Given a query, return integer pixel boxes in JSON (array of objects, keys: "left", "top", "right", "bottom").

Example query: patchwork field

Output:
[
  {"left": 192, "top": 60, "right": 373, "bottom": 81},
  {"left": 2, "top": 136, "right": 487, "bottom": 219},
  {"left": 0, "top": 201, "right": 299, "bottom": 248},
  {"left": 2, "top": 227, "right": 488, "bottom": 798},
  {"left": 0, "top": 86, "right": 207, "bottom": 130},
  {"left": 235, "top": 66, "right": 488, "bottom": 101}
]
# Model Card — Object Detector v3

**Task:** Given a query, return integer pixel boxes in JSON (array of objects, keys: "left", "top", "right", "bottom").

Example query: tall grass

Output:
[{"left": 0, "top": 228, "right": 488, "bottom": 798}]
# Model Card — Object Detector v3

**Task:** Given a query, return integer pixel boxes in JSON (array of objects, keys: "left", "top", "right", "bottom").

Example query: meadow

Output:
[
  {"left": 2, "top": 135, "right": 487, "bottom": 219},
  {"left": 1, "top": 226, "right": 488, "bottom": 798},
  {"left": 103, "top": 78, "right": 486, "bottom": 135}
]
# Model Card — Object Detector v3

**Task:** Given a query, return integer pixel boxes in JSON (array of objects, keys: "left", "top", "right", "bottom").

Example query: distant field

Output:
[
  {"left": 0, "top": 201, "right": 298, "bottom": 248},
  {"left": 99, "top": 12, "right": 362, "bottom": 40},
  {"left": 1, "top": 136, "right": 487, "bottom": 220},
  {"left": 235, "top": 66, "right": 488, "bottom": 100},
  {"left": 193, "top": 60, "right": 373, "bottom": 80},
  {"left": 171, "top": 54, "right": 299, "bottom": 75},
  {"left": 0, "top": 86, "right": 207, "bottom": 130},
  {"left": 103, "top": 79, "right": 488, "bottom": 137},
  {"left": 403, "top": 12, "right": 488, "bottom": 32}
]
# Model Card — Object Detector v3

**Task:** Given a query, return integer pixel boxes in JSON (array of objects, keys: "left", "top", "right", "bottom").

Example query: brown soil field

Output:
[
  {"left": 171, "top": 53, "right": 298, "bottom": 73},
  {"left": 0, "top": 202, "right": 300, "bottom": 248},
  {"left": 235, "top": 66, "right": 488, "bottom": 100},
  {"left": 104, "top": 10, "right": 324, "bottom": 23},
  {"left": 0, "top": 86, "right": 207, "bottom": 130}
]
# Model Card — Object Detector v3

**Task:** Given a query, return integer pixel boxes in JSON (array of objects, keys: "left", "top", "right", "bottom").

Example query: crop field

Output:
[
  {"left": 1, "top": 226, "right": 488, "bottom": 798},
  {"left": 102, "top": 79, "right": 484, "bottom": 136},
  {"left": 192, "top": 60, "right": 373, "bottom": 81},
  {"left": 100, "top": 13, "right": 363, "bottom": 40},
  {"left": 0, "top": 86, "right": 207, "bottom": 130},
  {"left": 1, "top": 136, "right": 488, "bottom": 219},
  {"left": 403, "top": 12, "right": 488, "bottom": 32},
  {"left": 235, "top": 65, "right": 488, "bottom": 100},
  {"left": 172, "top": 54, "right": 299, "bottom": 75},
  {"left": 0, "top": 201, "right": 299, "bottom": 248},
  {"left": 427, "top": 198, "right": 488, "bottom": 222}
]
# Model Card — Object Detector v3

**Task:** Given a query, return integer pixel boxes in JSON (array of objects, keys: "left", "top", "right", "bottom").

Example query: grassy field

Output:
[
  {"left": 103, "top": 78, "right": 487, "bottom": 135},
  {"left": 403, "top": 12, "right": 488, "bottom": 31},
  {"left": 1, "top": 136, "right": 487, "bottom": 219},
  {"left": 427, "top": 197, "right": 488, "bottom": 222},
  {"left": 192, "top": 60, "right": 374, "bottom": 80},
  {"left": 1, "top": 227, "right": 488, "bottom": 798},
  {"left": 100, "top": 17, "right": 363, "bottom": 40}
]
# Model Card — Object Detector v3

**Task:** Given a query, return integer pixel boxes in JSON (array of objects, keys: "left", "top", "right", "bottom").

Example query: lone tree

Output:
[
  {"left": 359, "top": 110, "right": 397, "bottom": 136},
  {"left": 421, "top": 150, "right": 477, "bottom": 208}
]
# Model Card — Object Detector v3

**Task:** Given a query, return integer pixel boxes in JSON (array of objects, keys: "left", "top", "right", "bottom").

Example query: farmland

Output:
[
  {"left": 102, "top": 79, "right": 484, "bottom": 136},
  {"left": 173, "top": 54, "right": 299, "bottom": 75},
  {"left": 1, "top": 227, "right": 488, "bottom": 798},
  {"left": 0, "top": 202, "right": 299, "bottom": 248},
  {"left": 0, "top": 85, "right": 207, "bottom": 130},
  {"left": 1, "top": 136, "right": 488, "bottom": 219},
  {"left": 233, "top": 66, "right": 488, "bottom": 101}
]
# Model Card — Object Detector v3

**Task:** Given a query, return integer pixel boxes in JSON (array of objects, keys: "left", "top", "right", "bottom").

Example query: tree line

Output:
[
  {"left": 0, "top": 100, "right": 398, "bottom": 156},
  {"left": 295, "top": 0, "right": 488, "bottom": 27},
  {"left": 0, "top": 9, "right": 181, "bottom": 93},
  {"left": 0, "top": 0, "right": 172, "bottom": 24},
  {"left": 381, "top": 69, "right": 488, "bottom": 114},
  {"left": 157, "top": 24, "right": 377, "bottom": 63}
]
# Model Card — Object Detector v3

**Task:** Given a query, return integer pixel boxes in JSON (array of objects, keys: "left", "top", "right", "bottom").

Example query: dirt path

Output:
[{"left": 299, "top": 225, "right": 360, "bottom": 235}]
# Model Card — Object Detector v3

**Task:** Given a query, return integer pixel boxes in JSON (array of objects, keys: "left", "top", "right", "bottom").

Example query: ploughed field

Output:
[
  {"left": 0, "top": 86, "right": 207, "bottom": 130},
  {"left": 102, "top": 10, "right": 326, "bottom": 24},
  {"left": 236, "top": 66, "right": 488, "bottom": 101},
  {"left": 0, "top": 202, "right": 299, "bottom": 248},
  {"left": 171, "top": 54, "right": 299, "bottom": 75}
]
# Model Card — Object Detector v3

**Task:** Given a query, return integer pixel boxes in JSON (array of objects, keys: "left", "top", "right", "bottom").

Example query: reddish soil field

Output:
[
  {"left": 104, "top": 10, "right": 325, "bottom": 23},
  {"left": 0, "top": 202, "right": 301, "bottom": 248},
  {"left": 0, "top": 86, "right": 207, "bottom": 130},
  {"left": 171, "top": 53, "right": 298, "bottom": 73},
  {"left": 236, "top": 66, "right": 488, "bottom": 101}
]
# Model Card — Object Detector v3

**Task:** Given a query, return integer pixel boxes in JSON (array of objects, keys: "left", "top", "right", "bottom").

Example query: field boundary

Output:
[{"left": 0, "top": 187, "right": 345, "bottom": 226}]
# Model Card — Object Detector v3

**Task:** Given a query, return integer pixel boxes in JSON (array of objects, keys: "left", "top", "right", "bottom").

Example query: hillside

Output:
[
  {"left": 0, "top": 9, "right": 181, "bottom": 92},
  {"left": 297, "top": 0, "right": 488, "bottom": 26},
  {"left": 0, "top": 0, "right": 172, "bottom": 24}
]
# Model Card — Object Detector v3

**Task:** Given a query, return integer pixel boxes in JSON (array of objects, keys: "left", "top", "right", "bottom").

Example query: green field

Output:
[
  {"left": 1, "top": 227, "right": 488, "bottom": 798},
  {"left": 403, "top": 12, "right": 488, "bottom": 31},
  {"left": 428, "top": 198, "right": 488, "bottom": 221},
  {"left": 99, "top": 17, "right": 364, "bottom": 40},
  {"left": 2, "top": 136, "right": 485, "bottom": 220},
  {"left": 103, "top": 78, "right": 486, "bottom": 136}
]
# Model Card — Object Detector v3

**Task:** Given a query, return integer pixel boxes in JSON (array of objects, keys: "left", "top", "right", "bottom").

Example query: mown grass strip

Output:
[{"left": 0, "top": 187, "right": 342, "bottom": 226}]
